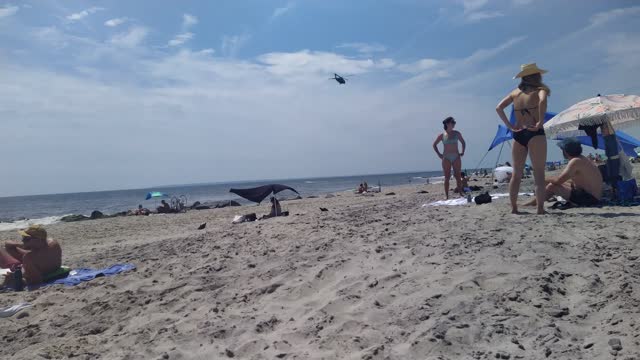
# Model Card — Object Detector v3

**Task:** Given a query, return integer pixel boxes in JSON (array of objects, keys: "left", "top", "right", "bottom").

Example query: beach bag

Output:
[
  {"left": 474, "top": 192, "right": 492, "bottom": 205},
  {"left": 617, "top": 179, "right": 638, "bottom": 201}
]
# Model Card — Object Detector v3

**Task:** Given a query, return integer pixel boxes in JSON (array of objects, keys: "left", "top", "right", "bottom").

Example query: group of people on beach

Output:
[
  {"left": 0, "top": 63, "right": 614, "bottom": 292},
  {"left": 357, "top": 181, "right": 369, "bottom": 194},
  {"left": 433, "top": 63, "right": 603, "bottom": 214}
]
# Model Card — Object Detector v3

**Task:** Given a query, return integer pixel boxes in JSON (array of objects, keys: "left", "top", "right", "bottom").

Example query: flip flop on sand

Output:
[{"left": 550, "top": 201, "right": 574, "bottom": 210}]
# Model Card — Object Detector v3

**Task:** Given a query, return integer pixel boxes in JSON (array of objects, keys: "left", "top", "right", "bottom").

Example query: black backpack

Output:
[{"left": 474, "top": 192, "right": 492, "bottom": 205}]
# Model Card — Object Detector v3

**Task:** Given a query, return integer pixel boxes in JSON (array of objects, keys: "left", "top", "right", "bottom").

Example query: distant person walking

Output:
[
  {"left": 433, "top": 116, "right": 466, "bottom": 199},
  {"left": 496, "top": 63, "right": 550, "bottom": 214}
]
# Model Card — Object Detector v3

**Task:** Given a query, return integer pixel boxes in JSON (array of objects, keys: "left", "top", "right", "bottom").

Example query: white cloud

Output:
[
  {"left": 589, "top": 6, "right": 640, "bottom": 27},
  {"left": 398, "top": 58, "right": 441, "bottom": 73},
  {"left": 512, "top": 0, "right": 534, "bottom": 5},
  {"left": 221, "top": 34, "right": 251, "bottom": 57},
  {"left": 402, "top": 36, "right": 525, "bottom": 86},
  {"left": 461, "top": 0, "right": 488, "bottom": 13},
  {"left": 466, "top": 11, "right": 503, "bottom": 22},
  {"left": 258, "top": 50, "right": 394, "bottom": 79},
  {"left": 462, "top": 36, "right": 525, "bottom": 64},
  {"left": 459, "top": 0, "right": 503, "bottom": 22},
  {"left": 272, "top": 2, "right": 295, "bottom": 19},
  {"left": 168, "top": 32, "right": 194, "bottom": 47},
  {"left": 337, "top": 42, "right": 387, "bottom": 54},
  {"left": 182, "top": 13, "right": 198, "bottom": 28},
  {"left": 105, "top": 17, "right": 127, "bottom": 27},
  {"left": 66, "top": 7, "right": 104, "bottom": 21},
  {"left": 110, "top": 26, "right": 149, "bottom": 48},
  {"left": 0, "top": 4, "right": 19, "bottom": 18}
]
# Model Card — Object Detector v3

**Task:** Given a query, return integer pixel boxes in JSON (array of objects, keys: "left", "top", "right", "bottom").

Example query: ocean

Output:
[{"left": 0, "top": 171, "right": 446, "bottom": 231}]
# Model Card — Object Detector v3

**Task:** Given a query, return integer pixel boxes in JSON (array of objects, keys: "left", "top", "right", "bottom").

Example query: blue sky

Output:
[{"left": 1, "top": 0, "right": 639, "bottom": 196}]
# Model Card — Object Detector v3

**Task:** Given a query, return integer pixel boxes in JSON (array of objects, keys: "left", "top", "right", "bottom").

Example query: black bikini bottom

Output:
[{"left": 513, "top": 128, "right": 545, "bottom": 147}]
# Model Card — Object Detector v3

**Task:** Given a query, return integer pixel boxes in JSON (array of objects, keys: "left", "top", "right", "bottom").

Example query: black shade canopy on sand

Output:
[{"left": 229, "top": 184, "right": 299, "bottom": 203}]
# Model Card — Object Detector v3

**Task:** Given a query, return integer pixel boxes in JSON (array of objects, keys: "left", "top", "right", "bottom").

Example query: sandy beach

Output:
[{"left": 1, "top": 175, "right": 639, "bottom": 360}]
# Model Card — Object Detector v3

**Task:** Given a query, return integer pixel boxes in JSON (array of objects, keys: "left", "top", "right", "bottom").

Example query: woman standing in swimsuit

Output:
[
  {"left": 496, "top": 63, "right": 550, "bottom": 214},
  {"left": 433, "top": 117, "right": 466, "bottom": 199}
]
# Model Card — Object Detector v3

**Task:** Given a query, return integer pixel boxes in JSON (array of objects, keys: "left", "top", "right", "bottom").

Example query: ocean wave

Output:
[
  {"left": 0, "top": 215, "right": 67, "bottom": 232},
  {"left": 426, "top": 176, "right": 445, "bottom": 184}
]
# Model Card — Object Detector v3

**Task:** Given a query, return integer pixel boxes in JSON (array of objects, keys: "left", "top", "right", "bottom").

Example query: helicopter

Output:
[{"left": 329, "top": 73, "right": 351, "bottom": 84}]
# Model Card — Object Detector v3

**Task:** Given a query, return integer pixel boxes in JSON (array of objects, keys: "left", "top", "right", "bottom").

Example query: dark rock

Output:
[
  {"left": 276, "top": 354, "right": 287, "bottom": 359},
  {"left": 549, "top": 307, "right": 569, "bottom": 318},
  {"left": 255, "top": 316, "right": 280, "bottom": 333},
  {"left": 195, "top": 206, "right": 211, "bottom": 210},
  {"left": 281, "top": 195, "right": 302, "bottom": 201},
  {"left": 544, "top": 348, "right": 551, "bottom": 357},
  {"left": 60, "top": 214, "right": 90, "bottom": 222},
  {"left": 583, "top": 342, "right": 594, "bottom": 349},
  {"left": 608, "top": 338, "right": 622, "bottom": 351},
  {"left": 90, "top": 210, "right": 104, "bottom": 219},
  {"left": 225, "top": 349, "right": 235, "bottom": 358},
  {"left": 385, "top": 192, "right": 396, "bottom": 196},
  {"left": 162, "top": 353, "right": 169, "bottom": 359},
  {"left": 16, "top": 311, "right": 29, "bottom": 319},
  {"left": 214, "top": 200, "right": 241, "bottom": 209}
]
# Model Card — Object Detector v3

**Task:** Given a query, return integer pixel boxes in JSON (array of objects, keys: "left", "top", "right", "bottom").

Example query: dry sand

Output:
[{"left": 1, "top": 176, "right": 639, "bottom": 359}]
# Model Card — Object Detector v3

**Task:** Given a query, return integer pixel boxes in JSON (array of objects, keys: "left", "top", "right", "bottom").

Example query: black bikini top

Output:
[{"left": 513, "top": 91, "right": 538, "bottom": 118}]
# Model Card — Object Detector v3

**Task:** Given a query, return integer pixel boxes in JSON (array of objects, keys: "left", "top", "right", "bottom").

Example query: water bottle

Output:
[{"left": 14, "top": 266, "right": 24, "bottom": 291}]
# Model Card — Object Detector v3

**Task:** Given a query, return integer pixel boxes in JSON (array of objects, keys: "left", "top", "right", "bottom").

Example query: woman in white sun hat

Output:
[{"left": 495, "top": 63, "right": 550, "bottom": 215}]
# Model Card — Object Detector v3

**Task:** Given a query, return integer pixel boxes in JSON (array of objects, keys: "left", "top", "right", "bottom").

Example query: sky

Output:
[{"left": 1, "top": 0, "right": 639, "bottom": 197}]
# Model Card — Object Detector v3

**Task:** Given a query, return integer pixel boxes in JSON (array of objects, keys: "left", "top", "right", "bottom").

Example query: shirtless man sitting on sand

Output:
[
  {"left": 0, "top": 225, "right": 62, "bottom": 287},
  {"left": 524, "top": 138, "right": 603, "bottom": 207}
]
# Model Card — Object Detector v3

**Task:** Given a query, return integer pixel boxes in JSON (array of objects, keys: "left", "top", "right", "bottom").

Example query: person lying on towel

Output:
[
  {"left": 0, "top": 225, "right": 62, "bottom": 287},
  {"left": 524, "top": 138, "right": 603, "bottom": 208}
]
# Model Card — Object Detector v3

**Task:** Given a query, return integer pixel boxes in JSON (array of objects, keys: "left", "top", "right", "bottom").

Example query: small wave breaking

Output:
[{"left": 0, "top": 215, "right": 68, "bottom": 232}]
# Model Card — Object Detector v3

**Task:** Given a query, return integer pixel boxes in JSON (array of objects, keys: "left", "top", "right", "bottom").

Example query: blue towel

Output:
[
  {"left": 51, "top": 264, "right": 136, "bottom": 286},
  {"left": 27, "top": 264, "right": 136, "bottom": 289}
]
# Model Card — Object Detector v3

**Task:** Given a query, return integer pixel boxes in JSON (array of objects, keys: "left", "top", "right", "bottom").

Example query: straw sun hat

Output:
[{"left": 513, "top": 63, "right": 548, "bottom": 79}]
